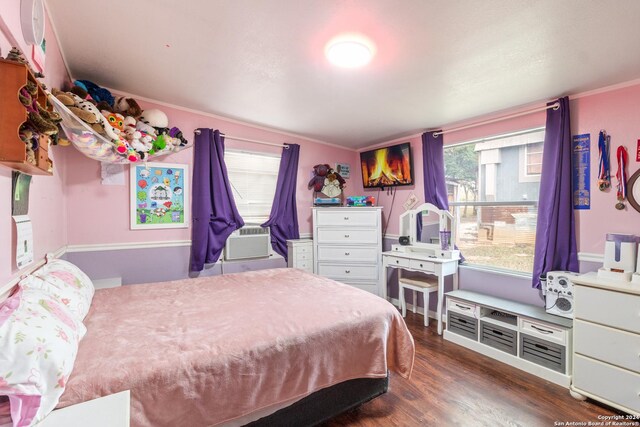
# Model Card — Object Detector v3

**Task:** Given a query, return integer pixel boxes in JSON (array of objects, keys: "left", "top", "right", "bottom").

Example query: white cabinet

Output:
[
  {"left": 571, "top": 273, "right": 640, "bottom": 416},
  {"left": 312, "top": 207, "right": 382, "bottom": 296},
  {"left": 286, "top": 239, "right": 313, "bottom": 273}
]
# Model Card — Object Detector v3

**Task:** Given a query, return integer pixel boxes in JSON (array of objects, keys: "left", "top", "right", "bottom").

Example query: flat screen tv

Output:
[{"left": 360, "top": 142, "right": 414, "bottom": 188}]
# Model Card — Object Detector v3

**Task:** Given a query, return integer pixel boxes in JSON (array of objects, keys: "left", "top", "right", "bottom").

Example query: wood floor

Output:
[{"left": 325, "top": 312, "right": 620, "bottom": 427}]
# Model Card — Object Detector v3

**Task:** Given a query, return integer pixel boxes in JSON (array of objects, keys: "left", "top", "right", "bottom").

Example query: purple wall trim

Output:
[{"left": 64, "top": 247, "right": 286, "bottom": 285}]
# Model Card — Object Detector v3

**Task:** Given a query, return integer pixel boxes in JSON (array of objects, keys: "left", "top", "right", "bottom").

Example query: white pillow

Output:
[{"left": 0, "top": 285, "right": 86, "bottom": 426}]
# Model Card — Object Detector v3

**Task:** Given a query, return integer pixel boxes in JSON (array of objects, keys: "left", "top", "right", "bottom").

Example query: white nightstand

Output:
[{"left": 287, "top": 239, "right": 313, "bottom": 273}]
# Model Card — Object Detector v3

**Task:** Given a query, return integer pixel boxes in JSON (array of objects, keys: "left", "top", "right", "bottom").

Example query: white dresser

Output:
[
  {"left": 571, "top": 273, "right": 640, "bottom": 416},
  {"left": 286, "top": 239, "right": 313, "bottom": 273},
  {"left": 312, "top": 207, "right": 382, "bottom": 296}
]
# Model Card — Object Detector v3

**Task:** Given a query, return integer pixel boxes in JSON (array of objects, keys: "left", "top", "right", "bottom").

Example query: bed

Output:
[{"left": 50, "top": 268, "right": 414, "bottom": 426}]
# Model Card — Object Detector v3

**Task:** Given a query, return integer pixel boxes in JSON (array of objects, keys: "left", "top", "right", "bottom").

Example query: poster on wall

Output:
[
  {"left": 130, "top": 163, "right": 189, "bottom": 230},
  {"left": 572, "top": 134, "right": 591, "bottom": 210}
]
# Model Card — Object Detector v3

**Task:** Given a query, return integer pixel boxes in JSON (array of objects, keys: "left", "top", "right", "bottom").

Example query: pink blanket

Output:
[{"left": 58, "top": 269, "right": 414, "bottom": 426}]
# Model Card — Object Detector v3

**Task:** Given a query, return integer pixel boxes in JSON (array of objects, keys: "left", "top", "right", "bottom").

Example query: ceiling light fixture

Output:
[{"left": 325, "top": 34, "right": 375, "bottom": 68}]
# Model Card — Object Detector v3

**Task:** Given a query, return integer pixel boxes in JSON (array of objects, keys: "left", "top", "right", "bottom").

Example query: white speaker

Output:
[{"left": 545, "top": 271, "right": 580, "bottom": 319}]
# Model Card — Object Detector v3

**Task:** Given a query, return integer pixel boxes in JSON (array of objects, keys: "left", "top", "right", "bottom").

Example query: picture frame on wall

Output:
[{"left": 130, "top": 162, "right": 189, "bottom": 230}]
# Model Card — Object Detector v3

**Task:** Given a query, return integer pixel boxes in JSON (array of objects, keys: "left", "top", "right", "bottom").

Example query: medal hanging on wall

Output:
[
  {"left": 615, "top": 146, "right": 628, "bottom": 210},
  {"left": 597, "top": 130, "right": 611, "bottom": 191}
]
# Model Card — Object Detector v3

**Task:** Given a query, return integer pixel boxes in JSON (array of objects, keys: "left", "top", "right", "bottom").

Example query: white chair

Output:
[{"left": 398, "top": 275, "right": 438, "bottom": 327}]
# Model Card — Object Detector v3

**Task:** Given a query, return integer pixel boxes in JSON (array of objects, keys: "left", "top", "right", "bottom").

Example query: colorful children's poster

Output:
[
  {"left": 572, "top": 134, "right": 590, "bottom": 210},
  {"left": 130, "top": 163, "right": 189, "bottom": 229}
]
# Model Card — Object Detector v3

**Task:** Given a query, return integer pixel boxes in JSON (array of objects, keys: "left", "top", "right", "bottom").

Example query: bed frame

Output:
[{"left": 248, "top": 375, "right": 389, "bottom": 426}]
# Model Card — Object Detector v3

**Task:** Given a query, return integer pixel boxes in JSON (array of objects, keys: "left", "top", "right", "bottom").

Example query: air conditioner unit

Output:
[{"left": 224, "top": 226, "right": 271, "bottom": 261}]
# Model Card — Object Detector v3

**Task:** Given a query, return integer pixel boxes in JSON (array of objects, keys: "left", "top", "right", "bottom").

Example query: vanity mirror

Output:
[{"left": 399, "top": 202, "right": 455, "bottom": 250}]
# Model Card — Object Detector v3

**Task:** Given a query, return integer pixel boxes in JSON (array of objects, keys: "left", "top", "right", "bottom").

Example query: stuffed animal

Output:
[
  {"left": 114, "top": 96, "right": 142, "bottom": 118},
  {"left": 74, "top": 80, "right": 114, "bottom": 106},
  {"left": 71, "top": 94, "right": 120, "bottom": 140},
  {"left": 123, "top": 116, "right": 151, "bottom": 153},
  {"left": 308, "top": 164, "right": 331, "bottom": 192},
  {"left": 169, "top": 127, "right": 189, "bottom": 148},
  {"left": 139, "top": 109, "right": 169, "bottom": 128},
  {"left": 53, "top": 88, "right": 99, "bottom": 125},
  {"left": 19, "top": 83, "right": 59, "bottom": 136},
  {"left": 101, "top": 111, "right": 125, "bottom": 133}
]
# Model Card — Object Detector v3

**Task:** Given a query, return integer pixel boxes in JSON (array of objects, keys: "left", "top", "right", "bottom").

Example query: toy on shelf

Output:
[
  {"left": 308, "top": 163, "right": 346, "bottom": 205},
  {"left": 49, "top": 80, "right": 191, "bottom": 164}
]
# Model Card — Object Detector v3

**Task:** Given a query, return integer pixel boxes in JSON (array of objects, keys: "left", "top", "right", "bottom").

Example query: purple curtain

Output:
[
  {"left": 531, "top": 97, "right": 579, "bottom": 288},
  {"left": 422, "top": 131, "right": 450, "bottom": 209},
  {"left": 262, "top": 144, "right": 300, "bottom": 261},
  {"left": 190, "top": 129, "right": 244, "bottom": 271},
  {"left": 418, "top": 131, "right": 448, "bottom": 238}
]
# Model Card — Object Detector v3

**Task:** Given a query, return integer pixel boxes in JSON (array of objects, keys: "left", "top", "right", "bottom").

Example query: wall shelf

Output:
[{"left": 0, "top": 59, "right": 54, "bottom": 176}]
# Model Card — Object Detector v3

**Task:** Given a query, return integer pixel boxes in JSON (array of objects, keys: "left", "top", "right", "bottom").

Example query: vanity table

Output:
[{"left": 381, "top": 203, "right": 460, "bottom": 334}]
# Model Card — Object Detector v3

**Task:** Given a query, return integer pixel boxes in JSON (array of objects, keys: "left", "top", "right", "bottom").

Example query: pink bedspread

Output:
[{"left": 58, "top": 269, "right": 414, "bottom": 426}]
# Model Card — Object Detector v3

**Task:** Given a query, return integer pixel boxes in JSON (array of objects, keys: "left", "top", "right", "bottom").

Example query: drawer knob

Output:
[
  {"left": 345, "top": 252, "right": 350, "bottom": 256},
  {"left": 344, "top": 216, "right": 350, "bottom": 220},
  {"left": 345, "top": 270, "right": 351, "bottom": 274},
  {"left": 419, "top": 263, "right": 423, "bottom": 267},
  {"left": 344, "top": 234, "right": 350, "bottom": 238},
  {"left": 396, "top": 260, "right": 399, "bottom": 264}
]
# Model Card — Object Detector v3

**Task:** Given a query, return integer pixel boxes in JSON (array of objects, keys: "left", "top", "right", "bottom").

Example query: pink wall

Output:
[
  {"left": 0, "top": 4, "right": 71, "bottom": 285},
  {"left": 363, "top": 83, "right": 640, "bottom": 255},
  {"left": 64, "top": 99, "right": 359, "bottom": 245}
]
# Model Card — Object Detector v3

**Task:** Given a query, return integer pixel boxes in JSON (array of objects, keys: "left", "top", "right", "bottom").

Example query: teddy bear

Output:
[
  {"left": 19, "top": 82, "right": 59, "bottom": 136},
  {"left": 308, "top": 164, "right": 331, "bottom": 192},
  {"left": 114, "top": 96, "right": 143, "bottom": 118}
]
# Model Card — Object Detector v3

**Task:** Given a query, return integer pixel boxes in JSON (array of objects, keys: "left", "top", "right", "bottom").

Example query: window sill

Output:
[{"left": 459, "top": 263, "right": 533, "bottom": 280}]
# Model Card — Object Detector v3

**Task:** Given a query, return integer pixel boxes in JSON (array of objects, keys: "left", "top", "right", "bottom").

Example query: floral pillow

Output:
[
  {"left": 19, "top": 275, "right": 90, "bottom": 323},
  {"left": 31, "top": 260, "right": 94, "bottom": 321},
  {"left": 0, "top": 285, "right": 86, "bottom": 427}
]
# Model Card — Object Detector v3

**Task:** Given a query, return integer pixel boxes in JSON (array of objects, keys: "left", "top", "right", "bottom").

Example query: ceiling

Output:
[{"left": 46, "top": 0, "right": 640, "bottom": 148}]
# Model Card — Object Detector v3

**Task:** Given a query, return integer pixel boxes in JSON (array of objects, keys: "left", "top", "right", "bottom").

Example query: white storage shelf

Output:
[{"left": 443, "top": 290, "right": 573, "bottom": 388}]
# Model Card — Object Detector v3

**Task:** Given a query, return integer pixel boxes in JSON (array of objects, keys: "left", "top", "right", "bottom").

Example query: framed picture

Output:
[
  {"left": 130, "top": 162, "right": 189, "bottom": 229},
  {"left": 335, "top": 162, "right": 350, "bottom": 178}
]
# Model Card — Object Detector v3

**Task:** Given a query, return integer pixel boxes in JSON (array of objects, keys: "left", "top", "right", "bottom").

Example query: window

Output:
[
  {"left": 525, "top": 142, "right": 544, "bottom": 175},
  {"left": 444, "top": 128, "right": 544, "bottom": 275},
  {"left": 225, "top": 150, "right": 281, "bottom": 224}
]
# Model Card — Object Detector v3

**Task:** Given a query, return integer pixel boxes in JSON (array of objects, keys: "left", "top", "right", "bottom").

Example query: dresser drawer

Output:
[
  {"left": 575, "top": 320, "right": 640, "bottom": 374},
  {"left": 294, "top": 260, "right": 313, "bottom": 271},
  {"left": 316, "top": 228, "right": 379, "bottom": 245},
  {"left": 384, "top": 255, "right": 410, "bottom": 268},
  {"left": 573, "top": 354, "right": 640, "bottom": 414},
  {"left": 291, "top": 244, "right": 312, "bottom": 254},
  {"left": 409, "top": 259, "right": 435, "bottom": 272},
  {"left": 292, "top": 249, "right": 312, "bottom": 262},
  {"left": 447, "top": 298, "right": 479, "bottom": 318},
  {"left": 317, "top": 263, "right": 378, "bottom": 281},
  {"left": 341, "top": 282, "right": 379, "bottom": 296},
  {"left": 520, "top": 318, "right": 567, "bottom": 346},
  {"left": 575, "top": 285, "right": 640, "bottom": 334},
  {"left": 315, "top": 210, "right": 378, "bottom": 227},
  {"left": 318, "top": 246, "right": 378, "bottom": 262}
]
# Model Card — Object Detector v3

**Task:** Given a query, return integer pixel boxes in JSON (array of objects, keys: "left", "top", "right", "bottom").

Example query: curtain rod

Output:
[
  {"left": 193, "top": 129, "right": 289, "bottom": 149},
  {"left": 432, "top": 102, "right": 560, "bottom": 138}
]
